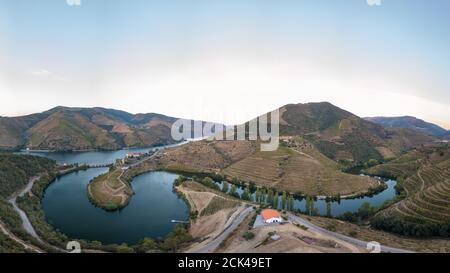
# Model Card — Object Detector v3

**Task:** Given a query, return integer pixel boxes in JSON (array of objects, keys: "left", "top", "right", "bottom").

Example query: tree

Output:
[
  {"left": 174, "top": 176, "right": 186, "bottom": 187},
  {"left": 281, "top": 192, "right": 287, "bottom": 210},
  {"left": 232, "top": 177, "right": 239, "bottom": 184},
  {"left": 241, "top": 187, "right": 251, "bottom": 201},
  {"left": 326, "top": 201, "right": 332, "bottom": 218},
  {"left": 305, "top": 196, "right": 316, "bottom": 216},
  {"left": 138, "top": 237, "right": 158, "bottom": 253},
  {"left": 288, "top": 195, "right": 295, "bottom": 211},
  {"left": 255, "top": 188, "right": 261, "bottom": 203},
  {"left": 267, "top": 190, "right": 274, "bottom": 205},
  {"left": 273, "top": 192, "right": 279, "bottom": 209},
  {"left": 242, "top": 231, "right": 255, "bottom": 241},
  {"left": 357, "top": 202, "right": 376, "bottom": 220},
  {"left": 222, "top": 181, "right": 230, "bottom": 193},
  {"left": 201, "top": 177, "right": 220, "bottom": 191},
  {"left": 117, "top": 243, "right": 134, "bottom": 253},
  {"left": 259, "top": 189, "right": 267, "bottom": 204},
  {"left": 162, "top": 224, "right": 193, "bottom": 252},
  {"left": 229, "top": 185, "right": 240, "bottom": 198},
  {"left": 367, "top": 159, "right": 379, "bottom": 168}
]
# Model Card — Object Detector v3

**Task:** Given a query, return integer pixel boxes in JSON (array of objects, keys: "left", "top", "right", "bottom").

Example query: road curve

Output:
[
  {"left": 0, "top": 220, "right": 44, "bottom": 253},
  {"left": 287, "top": 213, "right": 415, "bottom": 253},
  {"left": 192, "top": 206, "right": 254, "bottom": 253},
  {"left": 7, "top": 176, "right": 45, "bottom": 244}
]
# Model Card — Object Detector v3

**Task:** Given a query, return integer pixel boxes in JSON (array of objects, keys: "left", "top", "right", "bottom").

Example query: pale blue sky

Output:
[{"left": 0, "top": 0, "right": 449, "bottom": 128}]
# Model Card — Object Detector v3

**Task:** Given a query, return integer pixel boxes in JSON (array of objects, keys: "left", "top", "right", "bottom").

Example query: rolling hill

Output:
[
  {"left": 368, "top": 143, "right": 450, "bottom": 237},
  {"left": 127, "top": 102, "right": 436, "bottom": 196},
  {"left": 0, "top": 107, "right": 208, "bottom": 151},
  {"left": 365, "top": 116, "right": 449, "bottom": 137},
  {"left": 277, "top": 102, "right": 433, "bottom": 163},
  {"left": 129, "top": 138, "right": 379, "bottom": 197}
]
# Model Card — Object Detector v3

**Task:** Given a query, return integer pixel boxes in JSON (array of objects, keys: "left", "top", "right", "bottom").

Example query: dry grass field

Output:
[
  {"left": 154, "top": 138, "right": 378, "bottom": 196},
  {"left": 87, "top": 168, "right": 132, "bottom": 210},
  {"left": 221, "top": 221, "right": 365, "bottom": 253},
  {"left": 158, "top": 140, "right": 257, "bottom": 173},
  {"left": 176, "top": 181, "right": 244, "bottom": 252},
  {"left": 223, "top": 142, "right": 378, "bottom": 196},
  {"left": 308, "top": 216, "right": 450, "bottom": 253}
]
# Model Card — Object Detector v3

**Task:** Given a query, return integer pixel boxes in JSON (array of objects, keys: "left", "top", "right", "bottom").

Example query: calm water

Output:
[
  {"left": 42, "top": 169, "right": 188, "bottom": 245},
  {"left": 215, "top": 179, "right": 397, "bottom": 217},
  {"left": 38, "top": 144, "right": 398, "bottom": 245},
  {"left": 19, "top": 142, "right": 187, "bottom": 165}
]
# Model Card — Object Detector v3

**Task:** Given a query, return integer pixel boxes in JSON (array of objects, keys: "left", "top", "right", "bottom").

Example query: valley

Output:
[
  {"left": 0, "top": 106, "right": 210, "bottom": 152},
  {"left": 0, "top": 102, "right": 448, "bottom": 253}
]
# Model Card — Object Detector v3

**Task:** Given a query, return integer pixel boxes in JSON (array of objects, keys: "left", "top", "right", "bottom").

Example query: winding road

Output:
[
  {"left": 7, "top": 176, "right": 45, "bottom": 244},
  {"left": 191, "top": 206, "right": 254, "bottom": 253},
  {"left": 287, "top": 213, "right": 415, "bottom": 253}
]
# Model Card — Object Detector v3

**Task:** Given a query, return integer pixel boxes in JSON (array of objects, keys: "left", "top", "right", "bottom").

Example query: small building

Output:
[
  {"left": 126, "top": 152, "right": 144, "bottom": 158},
  {"left": 271, "top": 234, "right": 281, "bottom": 241},
  {"left": 261, "top": 209, "right": 283, "bottom": 224}
]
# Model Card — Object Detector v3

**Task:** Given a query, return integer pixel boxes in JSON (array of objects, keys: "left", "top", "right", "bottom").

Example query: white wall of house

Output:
[{"left": 264, "top": 217, "right": 283, "bottom": 224}]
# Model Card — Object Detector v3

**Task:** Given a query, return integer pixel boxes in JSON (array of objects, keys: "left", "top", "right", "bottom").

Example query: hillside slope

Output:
[
  {"left": 0, "top": 154, "right": 55, "bottom": 198},
  {"left": 0, "top": 107, "right": 208, "bottom": 151},
  {"left": 130, "top": 138, "right": 379, "bottom": 196},
  {"left": 365, "top": 116, "right": 449, "bottom": 137},
  {"left": 368, "top": 144, "right": 450, "bottom": 237},
  {"left": 278, "top": 103, "right": 433, "bottom": 163}
]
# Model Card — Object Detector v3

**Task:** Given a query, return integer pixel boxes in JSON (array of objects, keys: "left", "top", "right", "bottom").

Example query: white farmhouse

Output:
[{"left": 261, "top": 209, "right": 283, "bottom": 224}]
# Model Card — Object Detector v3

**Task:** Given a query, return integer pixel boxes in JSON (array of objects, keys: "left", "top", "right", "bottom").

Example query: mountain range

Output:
[
  {"left": 365, "top": 116, "right": 449, "bottom": 137},
  {"left": 268, "top": 102, "right": 433, "bottom": 163},
  {"left": 0, "top": 103, "right": 436, "bottom": 160},
  {"left": 0, "top": 106, "right": 196, "bottom": 151}
]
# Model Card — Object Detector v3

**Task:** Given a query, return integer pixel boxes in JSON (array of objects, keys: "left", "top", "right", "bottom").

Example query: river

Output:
[{"left": 34, "top": 145, "right": 397, "bottom": 244}]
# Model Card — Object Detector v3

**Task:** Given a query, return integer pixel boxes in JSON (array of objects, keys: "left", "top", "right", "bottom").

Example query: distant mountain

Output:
[
  {"left": 0, "top": 107, "right": 211, "bottom": 151},
  {"left": 365, "top": 116, "right": 448, "bottom": 137},
  {"left": 276, "top": 102, "right": 434, "bottom": 163}
]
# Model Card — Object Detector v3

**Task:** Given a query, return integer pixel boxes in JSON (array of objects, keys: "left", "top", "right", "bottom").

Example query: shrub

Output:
[{"left": 243, "top": 232, "right": 255, "bottom": 241}]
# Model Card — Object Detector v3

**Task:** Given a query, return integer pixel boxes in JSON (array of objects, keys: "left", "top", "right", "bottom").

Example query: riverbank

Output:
[
  {"left": 87, "top": 167, "right": 133, "bottom": 211},
  {"left": 19, "top": 140, "right": 188, "bottom": 154}
]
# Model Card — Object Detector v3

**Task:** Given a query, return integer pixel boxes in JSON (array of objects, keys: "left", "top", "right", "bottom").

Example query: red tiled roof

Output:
[{"left": 261, "top": 209, "right": 281, "bottom": 221}]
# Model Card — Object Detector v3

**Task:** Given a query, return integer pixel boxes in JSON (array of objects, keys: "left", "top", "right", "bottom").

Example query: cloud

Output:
[
  {"left": 367, "top": 0, "right": 382, "bottom": 6},
  {"left": 66, "top": 0, "right": 81, "bottom": 6},
  {"left": 30, "top": 69, "right": 52, "bottom": 77}
]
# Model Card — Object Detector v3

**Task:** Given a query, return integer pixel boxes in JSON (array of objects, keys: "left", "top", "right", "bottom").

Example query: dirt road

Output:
[
  {"left": 0, "top": 220, "right": 44, "bottom": 253},
  {"left": 191, "top": 206, "right": 254, "bottom": 253},
  {"left": 287, "top": 213, "right": 414, "bottom": 253}
]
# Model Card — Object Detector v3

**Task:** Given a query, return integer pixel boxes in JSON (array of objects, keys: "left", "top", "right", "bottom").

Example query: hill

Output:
[
  {"left": 368, "top": 143, "right": 450, "bottom": 237},
  {"left": 365, "top": 116, "right": 448, "bottom": 137},
  {"left": 0, "top": 107, "right": 210, "bottom": 151},
  {"left": 278, "top": 103, "right": 433, "bottom": 163},
  {"left": 125, "top": 102, "right": 435, "bottom": 196},
  {"left": 0, "top": 154, "right": 56, "bottom": 198},
  {"left": 128, "top": 138, "right": 379, "bottom": 197}
]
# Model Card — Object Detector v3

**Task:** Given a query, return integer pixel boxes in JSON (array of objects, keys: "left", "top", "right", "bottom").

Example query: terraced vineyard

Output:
[
  {"left": 371, "top": 144, "right": 450, "bottom": 236},
  {"left": 222, "top": 144, "right": 378, "bottom": 196}
]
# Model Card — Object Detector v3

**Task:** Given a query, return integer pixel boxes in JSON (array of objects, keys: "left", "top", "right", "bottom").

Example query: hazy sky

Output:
[{"left": 0, "top": 0, "right": 449, "bottom": 128}]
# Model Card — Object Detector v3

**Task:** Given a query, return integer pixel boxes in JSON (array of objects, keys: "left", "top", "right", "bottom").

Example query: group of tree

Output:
[
  {"left": 254, "top": 188, "right": 295, "bottom": 211},
  {"left": 370, "top": 216, "right": 450, "bottom": 238},
  {"left": 0, "top": 154, "right": 55, "bottom": 198},
  {"left": 338, "top": 202, "right": 378, "bottom": 224},
  {"left": 191, "top": 175, "right": 299, "bottom": 211},
  {"left": 304, "top": 196, "right": 319, "bottom": 216}
]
